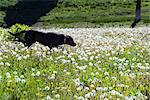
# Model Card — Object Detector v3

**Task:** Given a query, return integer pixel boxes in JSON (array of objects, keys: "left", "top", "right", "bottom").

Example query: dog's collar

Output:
[{"left": 64, "top": 37, "right": 66, "bottom": 44}]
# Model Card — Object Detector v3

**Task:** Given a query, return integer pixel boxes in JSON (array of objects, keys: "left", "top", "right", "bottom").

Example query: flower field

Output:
[{"left": 0, "top": 27, "right": 150, "bottom": 99}]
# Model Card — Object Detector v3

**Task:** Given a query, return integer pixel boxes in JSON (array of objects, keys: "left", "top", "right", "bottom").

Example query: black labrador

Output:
[{"left": 9, "top": 30, "right": 76, "bottom": 50}]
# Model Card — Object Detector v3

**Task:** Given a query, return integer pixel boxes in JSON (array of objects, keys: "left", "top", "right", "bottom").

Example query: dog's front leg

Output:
[
  {"left": 58, "top": 46, "right": 64, "bottom": 51},
  {"left": 48, "top": 47, "right": 52, "bottom": 55},
  {"left": 48, "top": 44, "right": 53, "bottom": 55}
]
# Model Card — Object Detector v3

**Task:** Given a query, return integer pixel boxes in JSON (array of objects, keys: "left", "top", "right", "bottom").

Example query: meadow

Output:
[{"left": 0, "top": 25, "right": 149, "bottom": 99}]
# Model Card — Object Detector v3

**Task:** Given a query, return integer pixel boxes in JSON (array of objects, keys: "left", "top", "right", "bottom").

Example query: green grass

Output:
[
  {"left": 0, "top": 0, "right": 149, "bottom": 27},
  {"left": 38, "top": 0, "right": 150, "bottom": 27}
]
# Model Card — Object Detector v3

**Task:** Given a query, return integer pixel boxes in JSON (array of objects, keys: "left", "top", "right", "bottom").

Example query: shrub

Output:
[{"left": 9, "top": 23, "right": 31, "bottom": 34}]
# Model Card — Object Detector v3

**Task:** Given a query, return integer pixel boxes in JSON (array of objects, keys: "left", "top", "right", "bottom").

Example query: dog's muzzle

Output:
[{"left": 72, "top": 43, "right": 76, "bottom": 46}]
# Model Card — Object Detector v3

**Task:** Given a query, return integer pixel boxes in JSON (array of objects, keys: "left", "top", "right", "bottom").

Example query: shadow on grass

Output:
[{"left": 1, "top": 0, "right": 58, "bottom": 28}]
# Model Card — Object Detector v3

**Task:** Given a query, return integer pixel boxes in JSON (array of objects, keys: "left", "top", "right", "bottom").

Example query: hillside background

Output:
[{"left": 0, "top": 0, "right": 149, "bottom": 28}]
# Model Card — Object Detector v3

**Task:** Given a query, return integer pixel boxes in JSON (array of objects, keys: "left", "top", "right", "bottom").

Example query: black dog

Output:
[{"left": 9, "top": 30, "right": 76, "bottom": 50}]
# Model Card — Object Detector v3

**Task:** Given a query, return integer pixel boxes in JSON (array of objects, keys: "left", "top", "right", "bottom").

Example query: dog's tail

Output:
[{"left": 8, "top": 30, "right": 26, "bottom": 37}]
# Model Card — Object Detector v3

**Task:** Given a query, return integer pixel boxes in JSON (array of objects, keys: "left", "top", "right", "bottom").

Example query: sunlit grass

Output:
[{"left": 0, "top": 27, "right": 149, "bottom": 99}]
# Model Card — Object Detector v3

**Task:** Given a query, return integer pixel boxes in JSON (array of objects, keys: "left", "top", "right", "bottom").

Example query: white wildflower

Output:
[
  {"left": 89, "top": 62, "right": 93, "bottom": 66},
  {"left": 110, "top": 90, "right": 119, "bottom": 95},
  {"left": 0, "top": 75, "right": 2, "bottom": 81},
  {"left": 91, "top": 72, "right": 94, "bottom": 76},
  {"left": 99, "top": 93, "right": 107, "bottom": 99},
  {"left": 77, "top": 96, "right": 85, "bottom": 100},
  {"left": 32, "top": 68, "right": 35, "bottom": 72},
  {"left": 31, "top": 73, "right": 35, "bottom": 77},
  {"left": 0, "top": 52, "right": 2, "bottom": 56},
  {"left": 119, "top": 71, "right": 124, "bottom": 76},
  {"left": 77, "top": 86, "right": 83, "bottom": 91},
  {"left": 124, "top": 96, "right": 136, "bottom": 100},
  {"left": 0, "top": 62, "right": 4, "bottom": 66},
  {"left": 104, "top": 72, "right": 109, "bottom": 76},
  {"left": 66, "top": 72, "right": 70, "bottom": 75},
  {"left": 84, "top": 87, "right": 89, "bottom": 91},
  {"left": 96, "top": 87, "right": 103, "bottom": 91},
  {"left": 36, "top": 71, "right": 40, "bottom": 76},
  {"left": 124, "top": 63, "right": 128, "bottom": 66},
  {"left": 12, "top": 51, "right": 17, "bottom": 55},
  {"left": 104, "top": 98, "right": 108, "bottom": 100},
  {"left": 0, "top": 57, "right": 2, "bottom": 60},
  {"left": 46, "top": 95, "right": 52, "bottom": 100},
  {"left": 53, "top": 71, "right": 57, "bottom": 74},
  {"left": 5, "top": 62, "right": 10, "bottom": 66},
  {"left": 85, "top": 92, "right": 93, "bottom": 98},
  {"left": 74, "top": 78, "right": 81, "bottom": 86},
  {"left": 6, "top": 72, "right": 11, "bottom": 78},
  {"left": 23, "top": 56, "right": 28, "bottom": 59},
  {"left": 111, "top": 77, "right": 117, "bottom": 80},
  {"left": 91, "top": 89, "right": 96, "bottom": 95},
  {"left": 113, "top": 62, "right": 117, "bottom": 66},
  {"left": 129, "top": 73, "right": 136, "bottom": 78},
  {"left": 15, "top": 77, "right": 21, "bottom": 82},
  {"left": 17, "top": 56, "right": 22, "bottom": 60},
  {"left": 20, "top": 75, "right": 24, "bottom": 78},
  {"left": 49, "top": 74, "right": 55, "bottom": 80},
  {"left": 90, "top": 56, "right": 94, "bottom": 60},
  {"left": 90, "top": 84, "right": 95, "bottom": 88},
  {"left": 21, "top": 79, "right": 26, "bottom": 83},
  {"left": 55, "top": 94, "right": 60, "bottom": 98},
  {"left": 45, "top": 86, "right": 50, "bottom": 91},
  {"left": 95, "top": 72, "right": 99, "bottom": 75},
  {"left": 131, "top": 65, "right": 135, "bottom": 69},
  {"left": 71, "top": 58, "right": 75, "bottom": 61},
  {"left": 13, "top": 71, "right": 18, "bottom": 75}
]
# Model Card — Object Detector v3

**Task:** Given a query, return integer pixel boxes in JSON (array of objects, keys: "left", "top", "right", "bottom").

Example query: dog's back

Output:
[{"left": 24, "top": 30, "right": 65, "bottom": 48}]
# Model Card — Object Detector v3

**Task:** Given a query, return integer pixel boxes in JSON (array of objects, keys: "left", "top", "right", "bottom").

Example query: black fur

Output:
[{"left": 9, "top": 30, "right": 76, "bottom": 50}]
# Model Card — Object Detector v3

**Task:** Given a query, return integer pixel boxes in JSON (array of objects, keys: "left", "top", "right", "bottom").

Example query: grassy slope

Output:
[
  {"left": 38, "top": 0, "right": 150, "bottom": 27},
  {"left": 0, "top": 0, "right": 150, "bottom": 28}
]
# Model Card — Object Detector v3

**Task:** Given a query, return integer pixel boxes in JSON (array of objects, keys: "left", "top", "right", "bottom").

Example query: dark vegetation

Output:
[{"left": 0, "top": 0, "right": 149, "bottom": 28}]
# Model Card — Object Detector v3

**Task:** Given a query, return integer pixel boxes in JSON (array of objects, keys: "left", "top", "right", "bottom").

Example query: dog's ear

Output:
[
  {"left": 64, "top": 35, "right": 69, "bottom": 41},
  {"left": 64, "top": 35, "right": 72, "bottom": 42},
  {"left": 65, "top": 35, "right": 72, "bottom": 39},
  {"left": 64, "top": 35, "right": 76, "bottom": 46}
]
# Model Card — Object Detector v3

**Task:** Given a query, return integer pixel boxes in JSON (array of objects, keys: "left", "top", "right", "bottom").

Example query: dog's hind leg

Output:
[{"left": 23, "top": 42, "right": 33, "bottom": 48}]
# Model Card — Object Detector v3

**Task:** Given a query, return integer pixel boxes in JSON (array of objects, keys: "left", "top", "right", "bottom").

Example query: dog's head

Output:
[{"left": 64, "top": 35, "right": 76, "bottom": 46}]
